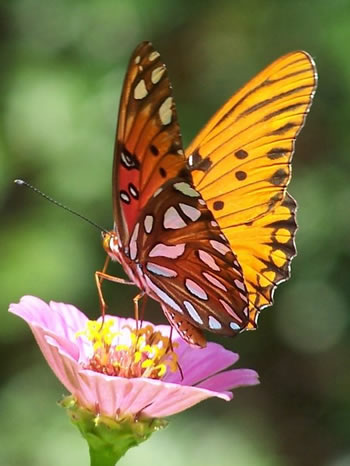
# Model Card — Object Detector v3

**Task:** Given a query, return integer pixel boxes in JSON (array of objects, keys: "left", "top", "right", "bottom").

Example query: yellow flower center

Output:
[{"left": 77, "top": 320, "right": 179, "bottom": 379}]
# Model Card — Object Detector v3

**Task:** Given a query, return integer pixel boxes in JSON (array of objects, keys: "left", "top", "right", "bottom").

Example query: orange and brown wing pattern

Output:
[
  {"left": 135, "top": 178, "right": 250, "bottom": 343},
  {"left": 185, "top": 51, "right": 317, "bottom": 227},
  {"left": 106, "top": 44, "right": 317, "bottom": 345},
  {"left": 185, "top": 51, "right": 317, "bottom": 327},
  {"left": 113, "top": 42, "right": 186, "bottom": 245},
  {"left": 224, "top": 193, "right": 297, "bottom": 328}
]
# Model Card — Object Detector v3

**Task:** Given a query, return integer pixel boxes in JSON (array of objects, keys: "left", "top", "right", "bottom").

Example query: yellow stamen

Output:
[{"left": 76, "top": 319, "right": 178, "bottom": 379}]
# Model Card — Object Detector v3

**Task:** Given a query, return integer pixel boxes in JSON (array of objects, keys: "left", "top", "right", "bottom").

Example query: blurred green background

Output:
[{"left": 1, "top": 0, "right": 350, "bottom": 465}]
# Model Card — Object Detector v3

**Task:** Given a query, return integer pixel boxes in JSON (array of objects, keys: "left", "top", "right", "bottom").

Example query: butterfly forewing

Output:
[
  {"left": 113, "top": 42, "right": 186, "bottom": 245},
  {"left": 185, "top": 51, "right": 317, "bottom": 225}
]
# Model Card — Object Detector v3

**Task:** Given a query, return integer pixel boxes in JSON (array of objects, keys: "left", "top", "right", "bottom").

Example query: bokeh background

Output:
[{"left": 1, "top": 1, "right": 349, "bottom": 465}]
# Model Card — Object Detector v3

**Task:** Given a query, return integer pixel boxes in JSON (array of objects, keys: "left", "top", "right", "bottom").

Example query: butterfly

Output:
[{"left": 97, "top": 41, "right": 317, "bottom": 347}]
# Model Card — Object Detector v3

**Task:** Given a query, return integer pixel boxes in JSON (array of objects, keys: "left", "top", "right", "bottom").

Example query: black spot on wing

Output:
[
  {"left": 235, "top": 149, "right": 248, "bottom": 159},
  {"left": 187, "top": 149, "right": 212, "bottom": 172},
  {"left": 150, "top": 144, "right": 159, "bottom": 155},
  {"left": 267, "top": 147, "right": 288, "bottom": 160},
  {"left": 213, "top": 200, "right": 224, "bottom": 210},
  {"left": 119, "top": 143, "right": 141, "bottom": 170},
  {"left": 270, "top": 169, "right": 289, "bottom": 186}
]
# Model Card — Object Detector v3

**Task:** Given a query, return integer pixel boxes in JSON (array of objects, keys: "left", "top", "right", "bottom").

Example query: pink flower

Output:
[{"left": 9, "top": 296, "right": 259, "bottom": 419}]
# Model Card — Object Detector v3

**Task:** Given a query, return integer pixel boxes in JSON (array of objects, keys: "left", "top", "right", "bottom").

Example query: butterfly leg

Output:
[
  {"left": 133, "top": 291, "right": 146, "bottom": 331},
  {"left": 166, "top": 326, "right": 184, "bottom": 380},
  {"left": 95, "top": 256, "right": 134, "bottom": 316}
]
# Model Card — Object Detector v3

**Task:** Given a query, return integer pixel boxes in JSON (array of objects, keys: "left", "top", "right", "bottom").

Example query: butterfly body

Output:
[{"left": 101, "top": 42, "right": 317, "bottom": 347}]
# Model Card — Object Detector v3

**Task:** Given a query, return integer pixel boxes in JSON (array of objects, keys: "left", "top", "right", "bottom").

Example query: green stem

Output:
[
  {"left": 89, "top": 444, "right": 124, "bottom": 466},
  {"left": 60, "top": 396, "right": 167, "bottom": 466},
  {"left": 88, "top": 438, "right": 129, "bottom": 466}
]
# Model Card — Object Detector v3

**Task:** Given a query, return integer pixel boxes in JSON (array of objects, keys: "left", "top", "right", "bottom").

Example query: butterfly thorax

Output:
[{"left": 102, "top": 231, "right": 145, "bottom": 290}]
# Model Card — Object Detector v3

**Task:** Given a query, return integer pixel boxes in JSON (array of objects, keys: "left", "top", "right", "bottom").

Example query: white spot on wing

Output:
[
  {"left": 121, "top": 152, "right": 134, "bottom": 168},
  {"left": 159, "top": 97, "right": 173, "bottom": 125},
  {"left": 129, "top": 223, "right": 140, "bottom": 261},
  {"left": 198, "top": 250, "right": 220, "bottom": 272},
  {"left": 183, "top": 301, "right": 203, "bottom": 325},
  {"left": 144, "top": 215, "right": 154, "bottom": 234},
  {"left": 151, "top": 66, "right": 165, "bottom": 84},
  {"left": 144, "top": 275, "right": 183, "bottom": 313},
  {"left": 149, "top": 243, "right": 185, "bottom": 259},
  {"left": 179, "top": 203, "right": 201, "bottom": 222},
  {"left": 208, "top": 316, "right": 222, "bottom": 329},
  {"left": 134, "top": 80, "right": 148, "bottom": 100},
  {"left": 146, "top": 262, "right": 177, "bottom": 278},
  {"left": 234, "top": 279, "right": 246, "bottom": 292},
  {"left": 153, "top": 187, "right": 162, "bottom": 198},
  {"left": 230, "top": 321, "right": 241, "bottom": 331},
  {"left": 211, "top": 221, "right": 219, "bottom": 228},
  {"left": 120, "top": 192, "right": 130, "bottom": 204},
  {"left": 219, "top": 299, "right": 241, "bottom": 320},
  {"left": 134, "top": 55, "right": 141, "bottom": 64},
  {"left": 202, "top": 272, "right": 227, "bottom": 291},
  {"left": 185, "top": 278, "right": 208, "bottom": 300},
  {"left": 210, "top": 240, "right": 231, "bottom": 255},
  {"left": 173, "top": 182, "right": 200, "bottom": 198},
  {"left": 129, "top": 184, "right": 138, "bottom": 199},
  {"left": 149, "top": 51, "right": 160, "bottom": 61},
  {"left": 164, "top": 206, "right": 187, "bottom": 229}
]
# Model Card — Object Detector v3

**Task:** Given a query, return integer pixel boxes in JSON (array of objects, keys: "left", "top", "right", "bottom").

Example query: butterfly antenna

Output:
[{"left": 14, "top": 179, "right": 109, "bottom": 234}]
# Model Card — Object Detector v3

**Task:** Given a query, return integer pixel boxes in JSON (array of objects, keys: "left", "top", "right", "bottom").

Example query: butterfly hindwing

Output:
[
  {"left": 227, "top": 193, "right": 297, "bottom": 327},
  {"left": 128, "top": 178, "right": 250, "bottom": 341}
]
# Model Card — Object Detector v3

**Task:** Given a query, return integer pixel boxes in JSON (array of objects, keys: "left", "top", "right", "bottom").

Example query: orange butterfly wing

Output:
[
  {"left": 227, "top": 193, "right": 297, "bottom": 328},
  {"left": 113, "top": 42, "right": 186, "bottom": 246},
  {"left": 185, "top": 51, "right": 317, "bottom": 326}
]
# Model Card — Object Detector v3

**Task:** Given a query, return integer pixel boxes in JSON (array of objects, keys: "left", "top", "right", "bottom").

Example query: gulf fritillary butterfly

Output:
[{"left": 97, "top": 42, "right": 317, "bottom": 347}]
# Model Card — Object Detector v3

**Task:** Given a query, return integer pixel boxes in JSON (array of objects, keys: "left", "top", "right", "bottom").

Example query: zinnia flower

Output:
[{"left": 9, "top": 296, "right": 259, "bottom": 465}]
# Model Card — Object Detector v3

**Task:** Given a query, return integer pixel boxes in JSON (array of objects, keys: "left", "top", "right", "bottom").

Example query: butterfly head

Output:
[{"left": 102, "top": 231, "right": 121, "bottom": 262}]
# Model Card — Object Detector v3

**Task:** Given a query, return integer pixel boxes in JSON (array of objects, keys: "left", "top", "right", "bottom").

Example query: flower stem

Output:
[
  {"left": 89, "top": 445, "right": 124, "bottom": 466},
  {"left": 60, "top": 396, "right": 167, "bottom": 465}
]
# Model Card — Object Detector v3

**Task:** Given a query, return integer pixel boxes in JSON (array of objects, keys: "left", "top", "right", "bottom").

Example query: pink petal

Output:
[
  {"left": 10, "top": 296, "right": 87, "bottom": 335},
  {"left": 76, "top": 371, "right": 230, "bottom": 418},
  {"left": 10, "top": 296, "right": 87, "bottom": 347},
  {"left": 9, "top": 296, "right": 88, "bottom": 362},
  {"left": 164, "top": 341, "right": 239, "bottom": 386},
  {"left": 197, "top": 369, "right": 259, "bottom": 392}
]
